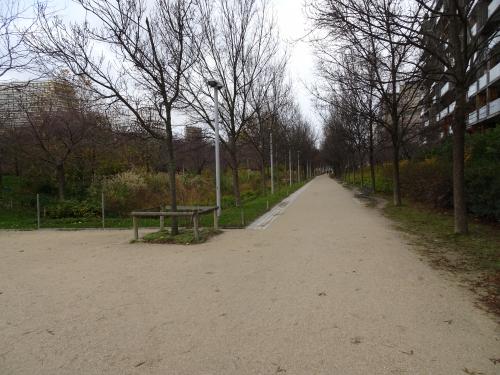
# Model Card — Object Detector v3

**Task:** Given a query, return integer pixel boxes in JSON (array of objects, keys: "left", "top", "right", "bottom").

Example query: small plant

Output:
[{"left": 141, "top": 228, "right": 222, "bottom": 245}]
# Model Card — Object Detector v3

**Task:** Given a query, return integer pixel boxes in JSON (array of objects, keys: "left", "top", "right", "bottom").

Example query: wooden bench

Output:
[{"left": 131, "top": 206, "right": 218, "bottom": 241}]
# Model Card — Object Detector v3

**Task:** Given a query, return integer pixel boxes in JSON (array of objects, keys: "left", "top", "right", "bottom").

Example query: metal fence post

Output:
[
  {"left": 101, "top": 191, "right": 105, "bottom": 229},
  {"left": 36, "top": 194, "right": 40, "bottom": 229}
]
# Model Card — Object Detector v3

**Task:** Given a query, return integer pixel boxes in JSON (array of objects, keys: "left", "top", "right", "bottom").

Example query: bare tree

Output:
[
  {"left": 0, "top": 0, "right": 37, "bottom": 79},
  {"left": 246, "top": 59, "right": 289, "bottom": 192},
  {"left": 0, "top": 0, "right": 42, "bottom": 190},
  {"left": 183, "top": 0, "right": 281, "bottom": 206},
  {"left": 33, "top": 0, "right": 202, "bottom": 233},
  {"left": 308, "top": 0, "right": 423, "bottom": 205},
  {"left": 8, "top": 78, "right": 98, "bottom": 200}
]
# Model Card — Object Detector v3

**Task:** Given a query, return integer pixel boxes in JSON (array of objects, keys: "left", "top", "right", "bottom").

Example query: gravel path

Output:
[{"left": 0, "top": 175, "right": 498, "bottom": 374}]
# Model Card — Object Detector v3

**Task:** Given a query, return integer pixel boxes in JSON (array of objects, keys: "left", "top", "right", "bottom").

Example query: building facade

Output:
[
  {"left": 0, "top": 80, "right": 74, "bottom": 128},
  {"left": 420, "top": 0, "right": 500, "bottom": 138}
]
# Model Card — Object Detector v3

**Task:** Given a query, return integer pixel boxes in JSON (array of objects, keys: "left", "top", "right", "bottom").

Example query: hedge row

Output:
[{"left": 350, "top": 126, "right": 500, "bottom": 221}]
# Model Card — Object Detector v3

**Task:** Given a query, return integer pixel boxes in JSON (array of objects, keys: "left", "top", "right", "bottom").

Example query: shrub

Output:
[
  {"left": 46, "top": 200, "right": 100, "bottom": 218},
  {"left": 400, "top": 157, "right": 452, "bottom": 208},
  {"left": 464, "top": 127, "right": 500, "bottom": 220},
  {"left": 373, "top": 126, "right": 500, "bottom": 220},
  {"left": 90, "top": 170, "right": 169, "bottom": 216}
]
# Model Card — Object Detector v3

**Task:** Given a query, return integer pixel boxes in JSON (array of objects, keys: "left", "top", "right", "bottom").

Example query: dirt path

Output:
[{"left": 0, "top": 175, "right": 498, "bottom": 374}]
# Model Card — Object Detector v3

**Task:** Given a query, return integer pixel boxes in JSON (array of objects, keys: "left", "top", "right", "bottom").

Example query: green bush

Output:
[
  {"left": 91, "top": 170, "right": 169, "bottom": 216},
  {"left": 399, "top": 157, "right": 453, "bottom": 208},
  {"left": 464, "top": 127, "right": 500, "bottom": 220},
  {"left": 46, "top": 200, "right": 100, "bottom": 219},
  {"left": 348, "top": 126, "right": 500, "bottom": 221}
]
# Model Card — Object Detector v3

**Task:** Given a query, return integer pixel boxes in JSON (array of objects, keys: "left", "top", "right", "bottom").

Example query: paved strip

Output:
[{"left": 247, "top": 181, "right": 311, "bottom": 230}]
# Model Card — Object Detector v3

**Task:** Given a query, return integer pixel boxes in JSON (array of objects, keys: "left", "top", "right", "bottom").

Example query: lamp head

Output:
[{"left": 207, "top": 79, "right": 223, "bottom": 90}]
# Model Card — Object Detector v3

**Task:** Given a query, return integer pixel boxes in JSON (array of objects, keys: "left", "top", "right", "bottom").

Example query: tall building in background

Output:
[{"left": 0, "top": 80, "right": 74, "bottom": 128}]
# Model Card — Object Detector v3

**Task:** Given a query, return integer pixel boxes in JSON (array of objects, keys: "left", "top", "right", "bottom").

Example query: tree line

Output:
[
  {"left": 307, "top": 0, "right": 499, "bottom": 233},
  {"left": 0, "top": 0, "right": 318, "bottom": 234}
]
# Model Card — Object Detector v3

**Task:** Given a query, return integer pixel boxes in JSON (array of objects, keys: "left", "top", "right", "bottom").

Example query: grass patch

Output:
[
  {"left": 383, "top": 202, "right": 500, "bottom": 314},
  {"left": 140, "top": 228, "right": 222, "bottom": 245}
]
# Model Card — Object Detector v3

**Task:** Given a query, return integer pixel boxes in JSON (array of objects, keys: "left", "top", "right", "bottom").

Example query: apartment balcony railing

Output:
[
  {"left": 436, "top": 101, "right": 456, "bottom": 122},
  {"left": 490, "top": 31, "right": 500, "bottom": 49},
  {"left": 488, "top": 0, "right": 500, "bottom": 18},
  {"left": 468, "top": 110, "right": 478, "bottom": 125},
  {"left": 467, "top": 61, "right": 500, "bottom": 98},
  {"left": 471, "top": 23, "right": 477, "bottom": 36},
  {"left": 466, "top": 97, "right": 500, "bottom": 127},
  {"left": 440, "top": 82, "right": 450, "bottom": 96},
  {"left": 468, "top": 83, "right": 477, "bottom": 98}
]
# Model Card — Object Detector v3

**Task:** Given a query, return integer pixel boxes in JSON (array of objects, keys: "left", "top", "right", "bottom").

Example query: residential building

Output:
[
  {"left": 0, "top": 80, "right": 75, "bottom": 128},
  {"left": 420, "top": 0, "right": 500, "bottom": 138}
]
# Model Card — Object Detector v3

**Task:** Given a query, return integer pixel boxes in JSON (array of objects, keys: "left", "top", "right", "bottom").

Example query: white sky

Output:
[{"left": 273, "top": 0, "right": 319, "bottom": 130}]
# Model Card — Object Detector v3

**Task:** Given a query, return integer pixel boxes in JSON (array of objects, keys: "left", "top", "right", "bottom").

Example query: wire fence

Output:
[{"left": 0, "top": 179, "right": 309, "bottom": 230}]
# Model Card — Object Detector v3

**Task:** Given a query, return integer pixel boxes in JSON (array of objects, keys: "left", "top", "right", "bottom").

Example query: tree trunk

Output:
[
  {"left": 15, "top": 156, "right": 19, "bottom": 176},
  {"left": 392, "top": 142, "right": 402, "bottom": 206},
  {"left": 0, "top": 157, "right": 3, "bottom": 193},
  {"left": 228, "top": 139, "right": 241, "bottom": 206},
  {"left": 359, "top": 151, "right": 364, "bottom": 188},
  {"left": 165, "top": 116, "right": 179, "bottom": 235},
  {"left": 452, "top": 86, "right": 468, "bottom": 234},
  {"left": 369, "top": 122, "right": 376, "bottom": 192},
  {"left": 260, "top": 157, "right": 266, "bottom": 194},
  {"left": 56, "top": 163, "right": 65, "bottom": 201}
]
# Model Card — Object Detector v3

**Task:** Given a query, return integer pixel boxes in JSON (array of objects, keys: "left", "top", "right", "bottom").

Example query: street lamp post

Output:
[
  {"left": 297, "top": 151, "right": 300, "bottom": 183},
  {"left": 207, "top": 79, "right": 223, "bottom": 217},
  {"left": 270, "top": 132, "right": 274, "bottom": 194}
]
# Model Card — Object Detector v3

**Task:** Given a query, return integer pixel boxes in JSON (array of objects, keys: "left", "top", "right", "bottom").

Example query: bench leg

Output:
[
  {"left": 160, "top": 215, "right": 165, "bottom": 231},
  {"left": 213, "top": 210, "right": 218, "bottom": 230},
  {"left": 133, "top": 216, "right": 139, "bottom": 241}
]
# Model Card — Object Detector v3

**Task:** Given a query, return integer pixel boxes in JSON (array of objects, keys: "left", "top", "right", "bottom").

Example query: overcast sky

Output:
[
  {"left": 273, "top": 0, "right": 319, "bottom": 130},
  {"left": 6, "top": 0, "right": 321, "bottom": 130}
]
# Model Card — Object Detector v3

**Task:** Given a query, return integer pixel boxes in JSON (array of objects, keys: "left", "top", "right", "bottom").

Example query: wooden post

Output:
[
  {"left": 160, "top": 214, "right": 165, "bottom": 231},
  {"left": 240, "top": 208, "right": 245, "bottom": 227},
  {"left": 36, "top": 194, "right": 40, "bottom": 230},
  {"left": 133, "top": 216, "right": 138, "bottom": 240},
  {"left": 213, "top": 209, "right": 218, "bottom": 230},
  {"left": 193, "top": 212, "right": 199, "bottom": 241}
]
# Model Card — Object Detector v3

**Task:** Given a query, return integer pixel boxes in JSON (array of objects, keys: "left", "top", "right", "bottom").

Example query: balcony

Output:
[
  {"left": 467, "top": 61, "right": 500, "bottom": 98},
  {"left": 489, "top": 0, "right": 499, "bottom": 18},
  {"left": 436, "top": 101, "right": 456, "bottom": 122},
  {"left": 490, "top": 31, "right": 500, "bottom": 49},
  {"left": 440, "top": 82, "right": 450, "bottom": 96},
  {"left": 491, "top": 61, "right": 500, "bottom": 83},
  {"left": 479, "top": 104, "right": 488, "bottom": 120},
  {"left": 468, "top": 83, "right": 477, "bottom": 98},
  {"left": 471, "top": 23, "right": 477, "bottom": 36},
  {"left": 466, "top": 97, "right": 500, "bottom": 127},
  {"left": 468, "top": 110, "right": 478, "bottom": 125}
]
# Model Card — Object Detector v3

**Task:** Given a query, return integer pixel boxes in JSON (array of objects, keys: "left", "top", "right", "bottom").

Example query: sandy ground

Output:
[{"left": 0, "top": 175, "right": 499, "bottom": 375}]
